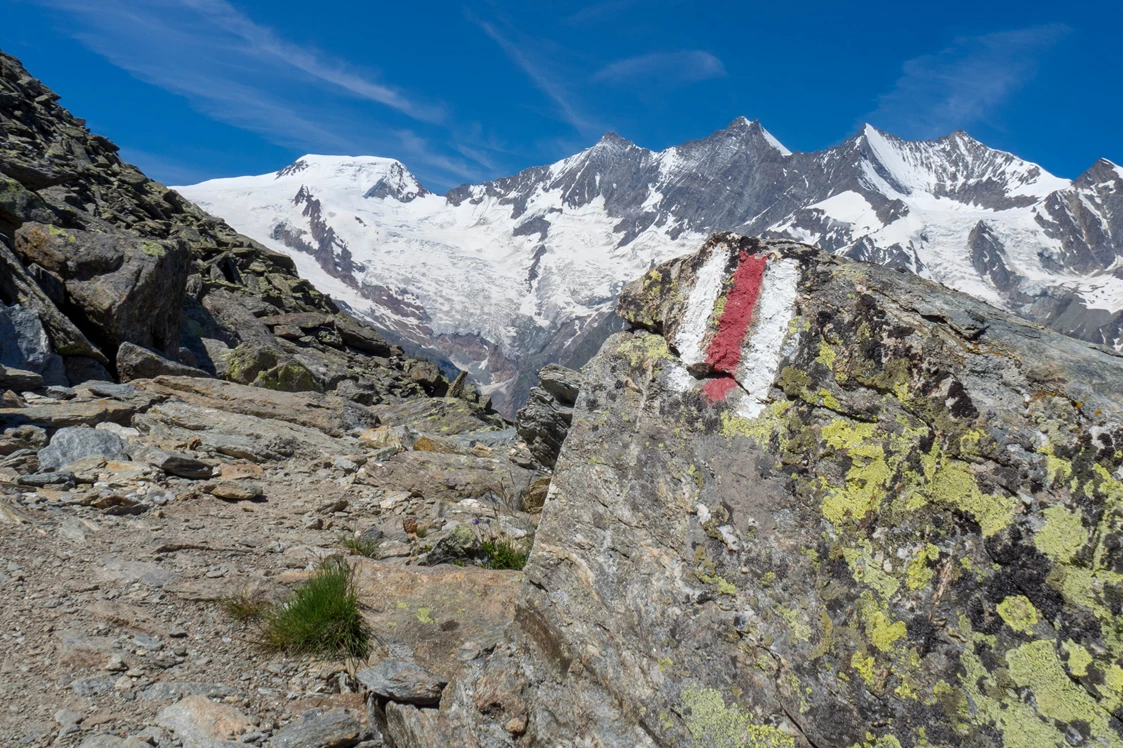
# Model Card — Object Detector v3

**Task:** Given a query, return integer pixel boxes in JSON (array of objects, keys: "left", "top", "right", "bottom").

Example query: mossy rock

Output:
[{"left": 252, "top": 361, "right": 319, "bottom": 393}]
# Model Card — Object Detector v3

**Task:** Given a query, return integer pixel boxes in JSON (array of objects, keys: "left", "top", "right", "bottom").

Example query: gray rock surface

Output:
[
  {"left": 515, "top": 364, "right": 580, "bottom": 469},
  {"left": 15, "top": 222, "right": 189, "bottom": 360},
  {"left": 116, "top": 342, "right": 209, "bottom": 382},
  {"left": 38, "top": 427, "right": 127, "bottom": 470},
  {"left": 356, "top": 660, "right": 447, "bottom": 706},
  {"left": 0, "top": 365, "right": 42, "bottom": 392},
  {"left": 270, "top": 708, "right": 362, "bottom": 748},
  {"left": 403, "top": 235, "right": 1123, "bottom": 747}
]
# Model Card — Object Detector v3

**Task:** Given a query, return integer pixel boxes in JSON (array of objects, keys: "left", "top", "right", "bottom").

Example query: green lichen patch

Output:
[
  {"left": 680, "top": 686, "right": 795, "bottom": 748},
  {"left": 996, "top": 595, "right": 1039, "bottom": 633},
  {"left": 1034, "top": 505, "right": 1087, "bottom": 563},
  {"left": 617, "top": 332, "right": 672, "bottom": 369}
]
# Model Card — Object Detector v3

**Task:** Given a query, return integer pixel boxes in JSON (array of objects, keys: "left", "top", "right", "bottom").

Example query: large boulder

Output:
[
  {"left": 14, "top": 222, "right": 189, "bottom": 361},
  {"left": 409, "top": 234, "right": 1123, "bottom": 747},
  {"left": 38, "top": 426, "right": 127, "bottom": 470},
  {"left": 116, "top": 342, "right": 208, "bottom": 382}
]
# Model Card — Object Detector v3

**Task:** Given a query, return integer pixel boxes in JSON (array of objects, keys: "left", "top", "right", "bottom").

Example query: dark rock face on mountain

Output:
[
  {"left": 0, "top": 50, "right": 460, "bottom": 404},
  {"left": 393, "top": 234, "right": 1123, "bottom": 747}
]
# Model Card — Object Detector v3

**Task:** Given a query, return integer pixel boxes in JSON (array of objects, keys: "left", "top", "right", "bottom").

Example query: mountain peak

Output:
[
  {"left": 1074, "top": 157, "right": 1123, "bottom": 188},
  {"left": 720, "top": 117, "right": 791, "bottom": 156},
  {"left": 594, "top": 132, "right": 636, "bottom": 149}
]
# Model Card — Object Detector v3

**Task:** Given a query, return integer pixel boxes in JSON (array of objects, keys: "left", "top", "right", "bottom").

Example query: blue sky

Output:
[{"left": 4, "top": 0, "right": 1120, "bottom": 191}]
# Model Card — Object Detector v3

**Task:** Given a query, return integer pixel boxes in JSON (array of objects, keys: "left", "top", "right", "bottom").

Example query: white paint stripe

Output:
[
  {"left": 675, "top": 245, "right": 730, "bottom": 368},
  {"left": 735, "top": 258, "right": 800, "bottom": 418}
]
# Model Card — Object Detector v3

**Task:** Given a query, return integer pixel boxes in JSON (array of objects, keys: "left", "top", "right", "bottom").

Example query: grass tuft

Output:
[
  {"left": 339, "top": 534, "right": 379, "bottom": 558},
  {"left": 482, "top": 536, "right": 530, "bottom": 570},
  {"left": 259, "top": 559, "right": 370, "bottom": 659}
]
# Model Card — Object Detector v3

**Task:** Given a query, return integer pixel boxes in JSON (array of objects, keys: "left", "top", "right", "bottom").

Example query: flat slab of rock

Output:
[
  {"left": 155, "top": 695, "right": 252, "bottom": 747},
  {"left": 202, "top": 480, "right": 263, "bottom": 502},
  {"left": 0, "top": 365, "right": 43, "bottom": 392},
  {"left": 134, "top": 400, "right": 362, "bottom": 462},
  {"left": 356, "top": 660, "right": 447, "bottom": 706},
  {"left": 351, "top": 561, "right": 519, "bottom": 681},
  {"left": 0, "top": 398, "right": 145, "bottom": 431},
  {"left": 372, "top": 397, "right": 504, "bottom": 436},
  {"left": 117, "top": 342, "right": 209, "bottom": 382},
  {"left": 270, "top": 707, "right": 362, "bottom": 748},
  {"left": 134, "top": 376, "right": 376, "bottom": 437},
  {"left": 364, "top": 450, "right": 539, "bottom": 505},
  {"left": 38, "top": 427, "right": 126, "bottom": 470},
  {"left": 130, "top": 444, "right": 213, "bottom": 479}
]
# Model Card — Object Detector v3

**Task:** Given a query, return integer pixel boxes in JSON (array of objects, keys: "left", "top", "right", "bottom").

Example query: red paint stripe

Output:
[
  {"left": 705, "top": 252, "right": 767, "bottom": 375},
  {"left": 702, "top": 376, "right": 738, "bottom": 402}
]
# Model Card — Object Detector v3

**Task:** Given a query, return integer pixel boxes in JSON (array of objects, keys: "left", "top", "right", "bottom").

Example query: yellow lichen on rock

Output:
[{"left": 680, "top": 686, "right": 795, "bottom": 748}]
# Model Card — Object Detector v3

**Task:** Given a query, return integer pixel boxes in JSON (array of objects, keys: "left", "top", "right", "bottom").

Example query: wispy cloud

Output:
[
  {"left": 563, "top": 0, "right": 641, "bottom": 25},
  {"left": 26, "top": 0, "right": 485, "bottom": 188},
  {"left": 866, "top": 24, "right": 1070, "bottom": 138},
  {"left": 592, "top": 51, "right": 726, "bottom": 86},
  {"left": 472, "top": 16, "right": 598, "bottom": 136},
  {"left": 177, "top": 0, "right": 443, "bottom": 123}
]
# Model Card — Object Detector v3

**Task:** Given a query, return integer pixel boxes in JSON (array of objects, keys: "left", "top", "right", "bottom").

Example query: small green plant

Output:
[
  {"left": 339, "top": 534, "right": 379, "bottom": 558},
  {"left": 222, "top": 592, "right": 268, "bottom": 624},
  {"left": 482, "top": 536, "right": 530, "bottom": 571},
  {"left": 259, "top": 559, "right": 370, "bottom": 659}
]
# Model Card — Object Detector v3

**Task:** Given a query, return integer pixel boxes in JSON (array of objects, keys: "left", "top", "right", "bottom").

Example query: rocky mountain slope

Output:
[
  {"left": 0, "top": 48, "right": 469, "bottom": 409},
  {"left": 0, "top": 47, "right": 561, "bottom": 747},
  {"left": 6, "top": 46, "right": 1123, "bottom": 748},
  {"left": 179, "top": 119, "right": 1123, "bottom": 415}
]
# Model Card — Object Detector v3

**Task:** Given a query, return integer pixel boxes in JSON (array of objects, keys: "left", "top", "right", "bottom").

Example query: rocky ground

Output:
[{"left": 0, "top": 370, "right": 578, "bottom": 747}]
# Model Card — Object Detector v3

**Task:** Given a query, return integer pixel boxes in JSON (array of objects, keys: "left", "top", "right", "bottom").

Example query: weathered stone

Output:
[
  {"left": 356, "top": 660, "right": 447, "bottom": 706},
  {"left": 270, "top": 708, "right": 362, "bottom": 748},
  {"left": 63, "top": 355, "right": 112, "bottom": 385},
  {"left": 364, "top": 450, "right": 539, "bottom": 506},
  {"left": 0, "top": 398, "right": 143, "bottom": 431},
  {"left": 421, "top": 235, "right": 1123, "bottom": 747},
  {"left": 15, "top": 223, "right": 189, "bottom": 360},
  {"left": 0, "top": 244, "right": 108, "bottom": 365},
  {"left": 336, "top": 318, "right": 399, "bottom": 357},
  {"left": 202, "top": 480, "right": 263, "bottom": 502},
  {"left": 537, "top": 363, "right": 581, "bottom": 405},
  {"left": 116, "top": 342, "right": 208, "bottom": 382},
  {"left": 0, "top": 365, "right": 42, "bottom": 392},
  {"left": 222, "top": 343, "right": 277, "bottom": 385},
  {"left": 133, "top": 376, "right": 375, "bottom": 437},
  {"left": 76, "top": 736, "right": 151, "bottom": 748},
  {"left": 408, "top": 360, "right": 442, "bottom": 390},
  {"left": 422, "top": 523, "right": 484, "bottom": 566},
  {"left": 523, "top": 475, "right": 550, "bottom": 513},
  {"left": 0, "top": 302, "right": 51, "bottom": 372},
  {"left": 130, "top": 444, "right": 212, "bottom": 480},
  {"left": 515, "top": 383, "right": 574, "bottom": 469},
  {"left": 372, "top": 397, "right": 504, "bottom": 436},
  {"left": 17, "top": 470, "right": 75, "bottom": 488},
  {"left": 155, "top": 696, "right": 253, "bottom": 747},
  {"left": 38, "top": 427, "right": 126, "bottom": 470}
]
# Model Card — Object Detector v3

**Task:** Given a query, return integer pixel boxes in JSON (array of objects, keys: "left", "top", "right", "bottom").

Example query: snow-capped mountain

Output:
[{"left": 176, "top": 118, "right": 1123, "bottom": 415}]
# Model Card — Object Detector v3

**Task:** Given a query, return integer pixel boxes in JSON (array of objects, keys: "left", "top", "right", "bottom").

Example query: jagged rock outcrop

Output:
[
  {"left": 396, "top": 234, "right": 1123, "bottom": 748},
  {"left": 515, "top": 364, "right": 581, "bottom": 469},
  {"left": 0, "top": 49, "right": 466, "bottom": 405}
]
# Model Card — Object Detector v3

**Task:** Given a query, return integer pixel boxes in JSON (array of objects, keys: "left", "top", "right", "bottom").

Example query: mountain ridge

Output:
[{"left": 177, "top": 118, "right": 1123, "bottom": 415}]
